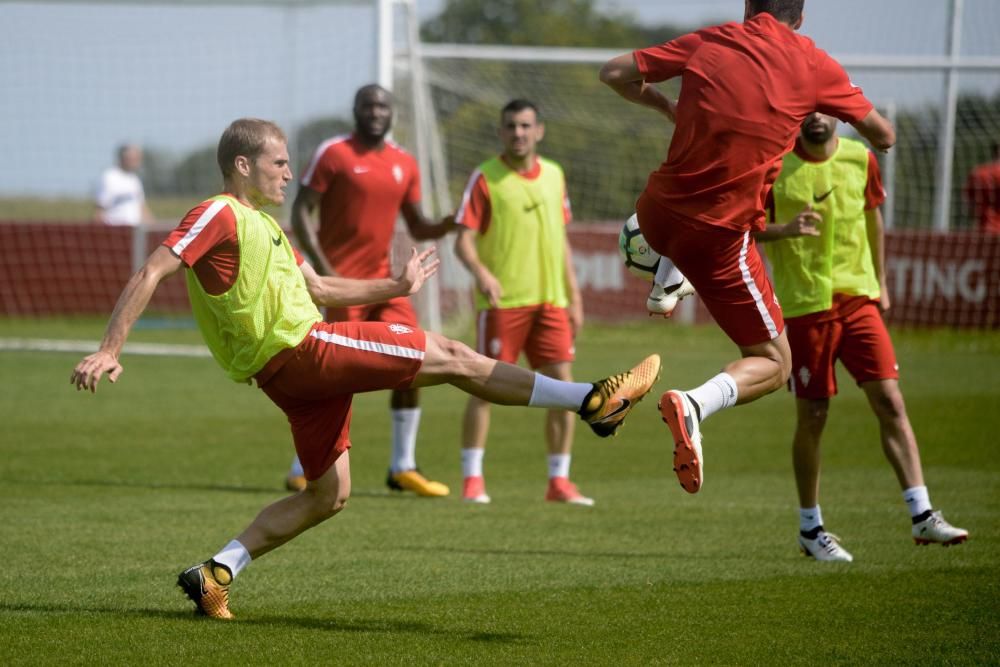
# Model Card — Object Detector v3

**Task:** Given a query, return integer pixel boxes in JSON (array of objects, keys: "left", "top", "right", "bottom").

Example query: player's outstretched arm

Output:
[
  {"left": 852, "top": 108, "right": 896, "bottom": 152},
  {"left": 599, "top": 53, "right": 677, "bottom": 122},
  {"left": 290, "top": 186, "right": 336, "bottom": 275},
  {"left": 70, "top": 246, "right": 183, "bottom": 393},
  {"left": 301, "top": 247, "right": 439, "bottom": 307},
  {"left": 401, "top": 201, "right": 456, "bottom": 241}
]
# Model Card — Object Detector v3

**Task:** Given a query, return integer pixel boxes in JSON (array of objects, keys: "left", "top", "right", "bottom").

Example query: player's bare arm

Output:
[
  {"left": 756, "top": 206, "right": 823, "bottom": 241},
  {"left": 290, "top": 186, "right": 335, "bottom": 275},
  {"left": 563, "top": 237, "right": 584, "bottom": 336},
  {"left": 599, "top": 53, "right": 677, "bottom": 122},
  {"left": 70, "top": 246, "right": 183, "bottom": 393},
  {"left": 300, "top": 246, "right": 439, "bottom": 307},
  {"left": 852, "top": 108, "right": 896, "bottom": 153},
  {"left": 865, "top": 207, "right": 891, "bottom": 312},
  {"left": 454, "top": 225, "right": 503, "bottom": 308},
  {"left": 401, "top": 201, "right": 457, "bottom": 241}
]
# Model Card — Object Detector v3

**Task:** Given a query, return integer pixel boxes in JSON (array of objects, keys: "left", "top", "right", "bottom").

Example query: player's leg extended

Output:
[{"left": 412, "top": 332, "right": 660, "bottom": 437}]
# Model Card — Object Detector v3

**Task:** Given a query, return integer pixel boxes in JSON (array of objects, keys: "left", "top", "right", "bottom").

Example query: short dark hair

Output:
[
  {"left": 747, "top": 0, "right": 804, "bottom": 23},
  {"left": 354, "top": 83, "right": 392, "bottom": 109},
  {"left": 500, "top": 99, "right": 541, "bottom": 122},
  {"left": 217, "top": 118, "right": 286, "bottom": 177}
]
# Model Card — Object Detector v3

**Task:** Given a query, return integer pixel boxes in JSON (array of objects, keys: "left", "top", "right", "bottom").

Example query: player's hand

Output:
[
  {"left": 475, "top": 270, "right": 503, "bottom": 309},
  {"left": 568, "top": 300, "right": 584, "bottom": 336},
  {"left": 879, "top": 279, "right": 892, "bottom": 313},
  {"left": 70, "top": 350, "right": 123, "bottom": 393},
  {"left": 398, "top": 247, "right": 440, "bottom": 295},
  {"left": 785, "top": 206, "right": 822, "bottom": 238}
]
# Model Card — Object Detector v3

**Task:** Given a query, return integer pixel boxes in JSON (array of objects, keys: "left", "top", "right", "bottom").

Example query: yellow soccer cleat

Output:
[
  {"left": 285, "top": 474, "right": 307, "bottom": 493},
  {"left": 579, "top": 354, "right": 662, "bottom": 437},
  {"left": 387, "top": 469, "right": 450, "bottom": 497},
  {"left": 177, "top": 560, "right": 235, "bottom": 620}
]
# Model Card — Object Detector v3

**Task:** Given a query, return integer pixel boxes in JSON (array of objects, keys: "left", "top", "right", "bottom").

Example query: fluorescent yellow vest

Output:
[
  {"left": 185, "top": 195, "right": 321, "bottom": 382},
  {"left": 474, "top": 156, "right": 569, "bottom": 310},
  {"left": 766, "top": 138, "right": 881, "bottom": 318}
]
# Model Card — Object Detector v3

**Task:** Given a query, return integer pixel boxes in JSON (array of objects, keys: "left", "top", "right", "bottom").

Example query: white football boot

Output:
[
  {"left": 799, "top": 528, "right": 854, "bottom": 562},
  {"left": 912, "top": 510, "right": 969, "bottom": 546},
  {"left": 647, "top": 279, "right": 696, "bottom": 317}
]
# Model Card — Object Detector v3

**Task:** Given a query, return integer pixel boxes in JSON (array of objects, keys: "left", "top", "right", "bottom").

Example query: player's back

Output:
[{"left": 638, "top": 13, "right": 871, "bottom": 232}]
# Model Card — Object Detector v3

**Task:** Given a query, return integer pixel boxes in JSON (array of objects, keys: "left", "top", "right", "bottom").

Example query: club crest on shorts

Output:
[
  {"left": 798, "top": 366, "right": 811, "bottom": 388},
  {"left": 388, "top": 323, "right": 413, "bottom": 334}
]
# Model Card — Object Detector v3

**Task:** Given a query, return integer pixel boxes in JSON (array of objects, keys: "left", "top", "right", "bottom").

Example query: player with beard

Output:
[
  {"left": 757, "top": 112, "right": 968, "bottom": 561},
  {"left": 288, "top": 84, "right": 455, "bottom": 497}
]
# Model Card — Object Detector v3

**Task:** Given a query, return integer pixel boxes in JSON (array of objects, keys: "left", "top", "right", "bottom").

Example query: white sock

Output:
[
  {"left": 903, "top": 485, "right": 932, "bottom": 517},
  {"left": 528, "top": 373, "right": 593, "bottom": 411},
  {"left": 212, "top": 539, "right": 251, "bottom": 578},
  {"left": 390, "top": 407, "right": 421, "bottom": 474},
  {"left": 548, "top": 453, "right": 571, "bottom": 479},
  {"left": 799, "top": 506, "right": 824, "bottom": 533},
  {"left": 654, "top": 255, "right": 684, "bottom": 290},
  {"left": 686, "top": 372, "right": 738, "bottom": 422},
  {"left": 288, "top": 455, "right": 304, "bottom": 478},
  {"left": 461, "top": 447, "right": 485, "bottom": 478}
]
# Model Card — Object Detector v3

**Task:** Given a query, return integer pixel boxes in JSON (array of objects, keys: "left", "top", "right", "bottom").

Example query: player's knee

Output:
[
  {"left": 870, "top": 390, "right": 906, "bottom": 422},
  {"left": 303, "top": 485, "right": 350, "bottom": 520}
]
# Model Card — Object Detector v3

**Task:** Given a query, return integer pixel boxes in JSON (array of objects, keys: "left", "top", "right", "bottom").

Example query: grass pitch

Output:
[{"left": 1, "top": 320, "right": 997, "bottom": 665}]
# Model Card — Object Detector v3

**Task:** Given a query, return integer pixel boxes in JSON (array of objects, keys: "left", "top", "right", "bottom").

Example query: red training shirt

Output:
[
  {"left": 300, "top": 134, "right": 420, "bottom": 279},
  {"left": 963, "top": 161, "right": 1000, "bottom": 234},
  {"left": 634, "top": 12, "right": 874, "bottom": 232}
]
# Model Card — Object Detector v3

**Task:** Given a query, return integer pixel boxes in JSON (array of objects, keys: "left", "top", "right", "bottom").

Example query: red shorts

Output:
[
  {"left": 258, "top": 320, "right": 426, "bottom": 480},
  {"left": 326, "top": 296, "right": 418, "bottom": 328},
  {"left": 636, "top": 192, "right": 784, "bottom": 346},
  {"left": 786, "top": 298, "right": 899, "bottom": 400},
  {"left": 476, "top": 304, "right": 574, "bottom": 368}
]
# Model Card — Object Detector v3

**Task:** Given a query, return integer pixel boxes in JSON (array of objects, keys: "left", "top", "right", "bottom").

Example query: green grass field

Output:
[{"left": 1, "top": 319, "right": 998, "bottom": 665}]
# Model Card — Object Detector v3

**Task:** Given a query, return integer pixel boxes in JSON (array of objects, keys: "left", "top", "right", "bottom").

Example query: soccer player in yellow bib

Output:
[
  {"left": 69, "top": 118, "right": 661, "bottom": 619},
  {"left": 758, "top": 112, "right": 968, "bottom": 562},
  {"left": 454, "top": 99, "right": 592, "bottom": 506}
]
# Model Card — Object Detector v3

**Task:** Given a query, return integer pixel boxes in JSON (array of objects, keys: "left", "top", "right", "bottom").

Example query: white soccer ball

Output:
[{"left": 618, "top": 213, "right": 661, "bottom": 282}]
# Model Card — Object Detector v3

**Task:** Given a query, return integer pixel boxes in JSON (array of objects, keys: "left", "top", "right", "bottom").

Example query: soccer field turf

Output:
[{"left": 1, "top": 320, "right": 997, "bottom": 665}]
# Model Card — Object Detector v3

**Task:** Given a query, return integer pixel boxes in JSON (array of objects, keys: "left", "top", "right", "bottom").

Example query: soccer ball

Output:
[{"left": 618, "top": 213, "right": 661, "bottom": 281}]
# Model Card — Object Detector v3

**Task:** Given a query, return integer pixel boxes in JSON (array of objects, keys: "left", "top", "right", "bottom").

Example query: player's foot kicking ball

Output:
[
  {"left": 579, "top": 354, "right": 661, "bottom": 438},
  {"left": 647, "top": 277, "right": 695, "bottom": 318}
]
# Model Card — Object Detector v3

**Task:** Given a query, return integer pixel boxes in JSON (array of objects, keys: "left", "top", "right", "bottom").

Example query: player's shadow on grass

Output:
[
  {"left": 400, "top": 545, "right": 673, "bottom": 560},
  {"left": 0, "top": 602, "right": 528, "bottom": 642},
  {"left": 0, "top": 477, "right": 388, "bottom": 498}
]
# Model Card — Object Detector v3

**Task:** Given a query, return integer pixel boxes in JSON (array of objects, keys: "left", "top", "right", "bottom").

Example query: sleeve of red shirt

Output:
[
  {"left": 162, "top": 200, "right": 238, "bottom": 267},
  {"left": 633, "top": 32, "right": 703, "bottom": 83},
  {"left": 563, "top": 178, "right": 573, "bottom": 225},
  {"left": 814, "top": 51, "right": 873, "bottom": 123},
  {"left": 300, "top": 143, "right": 336, "bottom": 194},
  {"left": 864, "top": 151, "right": 887, "bottom": 210},
  {"left": 455, "top": 170, "right": 491, "bottom": 234}
]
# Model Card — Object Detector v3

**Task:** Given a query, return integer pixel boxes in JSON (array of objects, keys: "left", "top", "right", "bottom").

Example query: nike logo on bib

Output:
[
  {"left": 272, "top": 235, "right": 282, "bottom": 246},
  {"left": 814, "top": 186, "right": 838, "bottom": 203}
]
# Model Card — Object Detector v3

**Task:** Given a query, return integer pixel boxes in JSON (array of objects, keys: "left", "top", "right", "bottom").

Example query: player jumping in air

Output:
[{"left": 600, "top": 0, "right": 894, "bottom": 494}]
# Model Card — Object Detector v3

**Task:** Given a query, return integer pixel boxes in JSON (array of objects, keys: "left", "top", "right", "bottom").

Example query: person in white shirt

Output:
[{"left": 94, "top": 144, "right": 155, "bottom": 226}]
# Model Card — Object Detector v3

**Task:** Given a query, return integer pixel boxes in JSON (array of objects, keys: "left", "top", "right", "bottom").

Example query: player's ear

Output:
[
  {"left": 234, "top": 155, "right": 251, "bottom": 177},
  {"left": 536, "top": 122, "right": 545, "bottom": 143},
  {"left": 792, "top": 12, "right": 804, "bottom": 30}
]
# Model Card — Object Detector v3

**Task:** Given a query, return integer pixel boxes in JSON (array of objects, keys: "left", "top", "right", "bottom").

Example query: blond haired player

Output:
[{"left": 70, "top": 118, "right": 661, "bottom": 620}]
